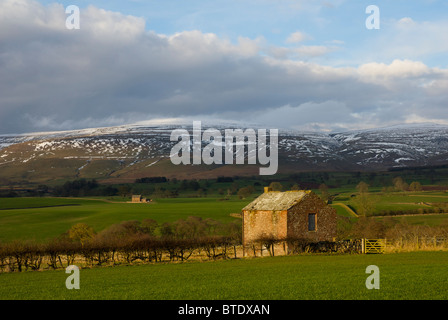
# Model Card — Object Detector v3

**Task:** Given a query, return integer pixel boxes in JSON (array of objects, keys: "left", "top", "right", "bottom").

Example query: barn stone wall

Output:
[
  {"left": 242, "top": 210, "right": 287, "bottom": 246},
  {"left": 287, "top": 193, "right": 337, "bottom": 242},
  {"left": 242, "top": 191, "right": 337, "bottom": 256}
]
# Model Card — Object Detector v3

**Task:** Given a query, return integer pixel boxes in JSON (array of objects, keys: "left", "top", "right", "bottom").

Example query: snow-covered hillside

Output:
[{"left": 0, "top": 122, "right": 447, "bottom": 181}]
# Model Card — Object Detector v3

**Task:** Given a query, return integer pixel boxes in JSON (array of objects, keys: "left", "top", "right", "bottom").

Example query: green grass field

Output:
[
  {"left": 1, "top": 191, "right": 448, "bottom": 242},
  {"left": 1, "top": 191, "right": 448, "bottom": 301},
  {"left": 0, "top": 197, "right": 249, "bottom": 242},
  {"left": 0, "top": 251, "right": 447, "bottom": 300},
  {"left": 333, "top": 190, "right": 448, "bottom": 215}
]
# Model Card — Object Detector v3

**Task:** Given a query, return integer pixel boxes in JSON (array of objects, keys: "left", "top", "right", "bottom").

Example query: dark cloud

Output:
[{"left": 0, "top": 1, "right": 448, "bottom": 134}]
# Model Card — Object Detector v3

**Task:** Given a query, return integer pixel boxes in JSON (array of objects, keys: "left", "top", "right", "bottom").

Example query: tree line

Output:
[
  {"left": 0, "top": 217, "right": 242, "bottom": 273},
  {"left": 338, "top": 215, "right": 448, "bottom": 241},
  {"left": 2, "top": 214, "right": 448, "bottom": 273}
]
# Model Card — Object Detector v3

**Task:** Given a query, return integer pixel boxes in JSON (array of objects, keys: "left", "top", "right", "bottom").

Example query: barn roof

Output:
[{"left": 242, "top": 190, "right": 311, "bottom": 211}]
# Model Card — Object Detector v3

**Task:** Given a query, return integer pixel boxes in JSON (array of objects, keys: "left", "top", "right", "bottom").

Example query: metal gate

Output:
[{"left": 362, "top": 239, "right": 386, "bottom": 254}]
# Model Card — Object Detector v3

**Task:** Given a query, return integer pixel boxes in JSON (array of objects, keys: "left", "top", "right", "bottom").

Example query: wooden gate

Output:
[{"left": 362, "top": 239, "right": 386, "bottom": 254}]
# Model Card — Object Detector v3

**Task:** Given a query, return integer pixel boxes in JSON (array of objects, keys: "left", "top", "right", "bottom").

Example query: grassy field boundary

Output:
[{"left": 333, "top": 202, "right": 358, "bottom": 217}]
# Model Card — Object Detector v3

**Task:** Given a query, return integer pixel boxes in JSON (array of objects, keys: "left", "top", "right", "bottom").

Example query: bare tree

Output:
[
  {"left": 319, "top": 183, "right": 330, "bottom": 203},
  {"left": 356, "top": 181, "right": 369, "bottom": 194},
  {"left": 354, "top": 192, "right": 375, "bottom": 216},
  {"left": 409, "top": 181, "right": 423, "bottom": 192}
]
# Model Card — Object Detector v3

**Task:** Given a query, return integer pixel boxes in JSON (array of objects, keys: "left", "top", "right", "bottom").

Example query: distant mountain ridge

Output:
[{"left": 0, "top": 122, "right": 447, "bottom": 184}]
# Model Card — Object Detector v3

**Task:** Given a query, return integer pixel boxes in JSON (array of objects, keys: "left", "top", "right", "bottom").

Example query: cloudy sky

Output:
[{"left": 1, "top": 0, "right": 448, "bottom": 134}]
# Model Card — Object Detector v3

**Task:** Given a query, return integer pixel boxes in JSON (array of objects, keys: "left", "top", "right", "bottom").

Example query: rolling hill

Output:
[{"left": 1, "top": 121, "right": 448, "bottom": 184}]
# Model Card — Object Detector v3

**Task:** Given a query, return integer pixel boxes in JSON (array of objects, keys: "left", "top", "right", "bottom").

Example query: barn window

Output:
[{"left": 308, "top": 213, "right": 316, "bottom": 231}]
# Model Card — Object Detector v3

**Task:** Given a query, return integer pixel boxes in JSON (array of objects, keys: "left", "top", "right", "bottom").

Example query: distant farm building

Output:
[
  {"left": 242, "top": 187, "right": 337, "bottom": 256},
  {"left": 131, "top": 195, "right": 150, "bottom": 203}
]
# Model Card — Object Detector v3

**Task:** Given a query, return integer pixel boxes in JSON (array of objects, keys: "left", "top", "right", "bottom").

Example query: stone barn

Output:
[
  {"left": 131, "top": 195, "right": 149, "bottom": 203},
  {"left": 242, "top": 188, "right": 337, "bottom": 256}
]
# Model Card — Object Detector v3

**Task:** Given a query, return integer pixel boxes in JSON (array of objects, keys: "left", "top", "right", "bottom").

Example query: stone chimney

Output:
[{"left": 264, "top": 186, "right": 272, "bottom": 193}]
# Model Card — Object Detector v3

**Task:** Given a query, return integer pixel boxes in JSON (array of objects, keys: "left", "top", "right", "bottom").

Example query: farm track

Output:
[
  {"left": 57, "top": 197, "right": 127, "bottom": 204},
  {"left": 0, "top": 204, "right": 81, "bottom": 210},
  {"left": 391, "top": 202, "right": 432, "bottom": 206},
  {"left": 408, "top": 194, "right": 448, "bottom": 198},
  {"left": 373, "top": 212, "right": 448, "bottom": 218},
  {"left": 332, "top": 203, "right": 358, "bottom": 217}
]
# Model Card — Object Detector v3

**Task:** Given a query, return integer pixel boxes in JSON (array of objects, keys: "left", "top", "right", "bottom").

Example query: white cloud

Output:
[
  {"left": 0, "top": 0, "right": 447, "bottom": 134},
  {"left": 286, "top": 31, "right": 310, "bottom": 43},
  {"left": 364, "top": 18, "right": 448, "bottom": 63},
  {"left": 357, "top": 59, "right": 431, "bottom": 87},
  {"left": 82, "top": 6, "right": 146, "bottom": 41},
  {"left": 404, "top": 114, "right": 448, "bottom": 126},
  {"left": 397, "top": 17, "right": 416, "bottom": 28},
  {"left": 267, "top": 44, "right": 338, "bottom": 60},
  {"left": 293, "top": 45, "right": 336, "bottom": 57},
  {"left": 252, "top": 101, "right": 353, "bottom": 131}
]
